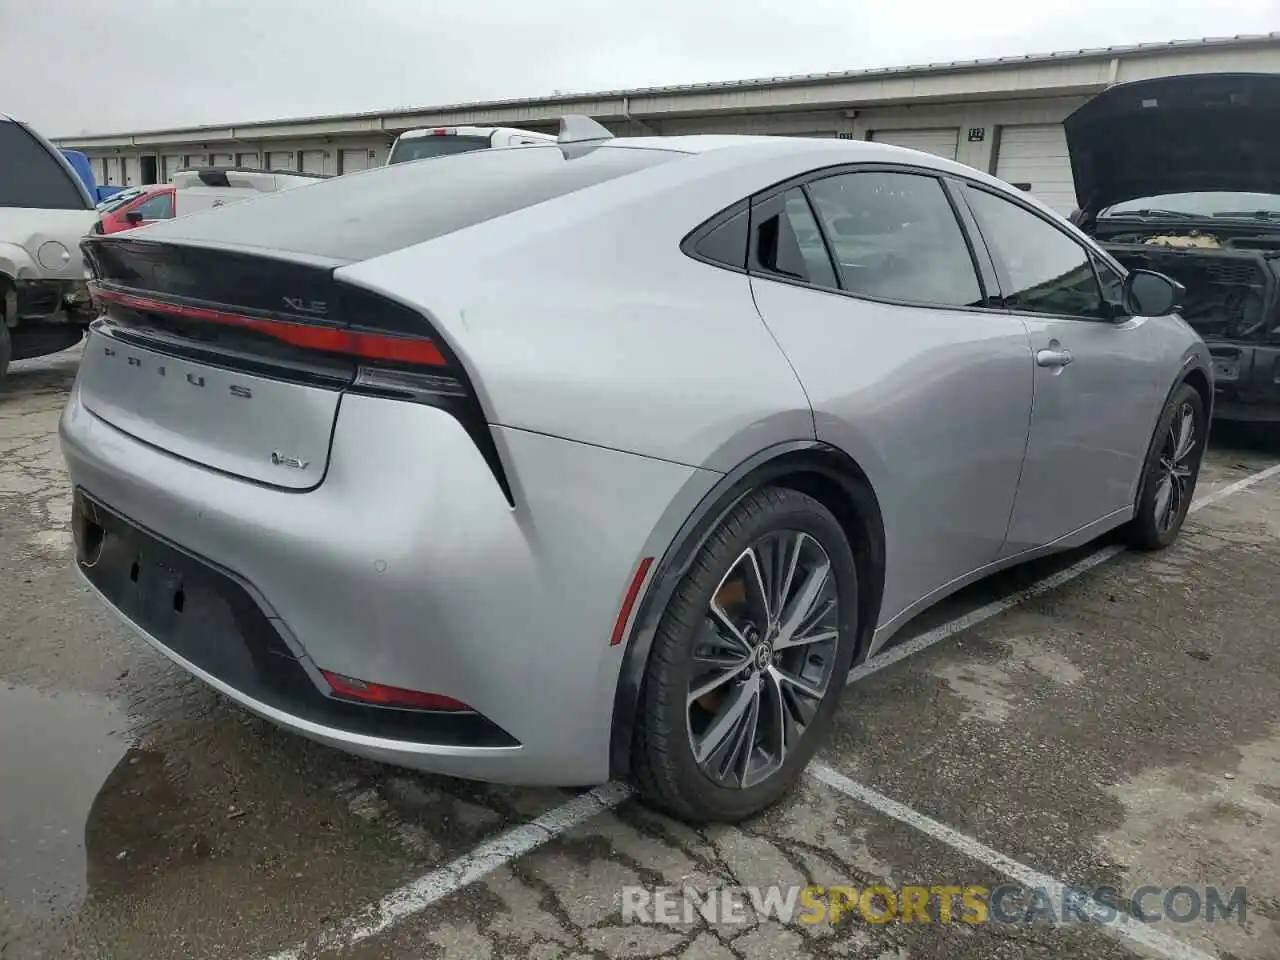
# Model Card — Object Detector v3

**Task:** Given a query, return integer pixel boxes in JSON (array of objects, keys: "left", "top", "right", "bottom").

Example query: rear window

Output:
[
  {"left": 388, "top": 135, "right": 493, "bottom": 164},
  {"left": 138, "top": 144, "right": 684, "bottom": 262},
  {"left": 0, "top": 121, "right": 93, "bottom": 210}
]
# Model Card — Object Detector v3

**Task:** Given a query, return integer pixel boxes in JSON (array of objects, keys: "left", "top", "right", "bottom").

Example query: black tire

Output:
[
  {"left": 1125, "top": 382, "right": 1207, "bottom": 550},
  {"left": 630, "top": 486, "right": 859, "bottom": 822}
]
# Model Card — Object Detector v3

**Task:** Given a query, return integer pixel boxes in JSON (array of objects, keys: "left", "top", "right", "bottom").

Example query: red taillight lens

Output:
[
  {"left": 321, "top": 671, "right": 472, "bottom": 712},
  {"left": 89, "top": 285, "right": 447, "bottom": 367}
]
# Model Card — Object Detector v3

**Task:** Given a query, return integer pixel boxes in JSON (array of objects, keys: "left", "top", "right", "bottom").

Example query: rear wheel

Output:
[
  {"left": 631, "top": 486, "right": 858, "bottom": 822},
  {"left": 1126, "top": 382, "right": 1206, "bottom": 550}
]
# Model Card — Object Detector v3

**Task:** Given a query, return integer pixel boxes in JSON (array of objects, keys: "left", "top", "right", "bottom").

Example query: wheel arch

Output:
[
  {"left": 1181, "top": 365, "right": 1212, "bottom": 423},
  {"left": 608, "top": 440, "right": 886, "bottom": 779}
]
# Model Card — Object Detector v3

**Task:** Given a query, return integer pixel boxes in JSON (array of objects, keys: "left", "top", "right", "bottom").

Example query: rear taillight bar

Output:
[{"left": 90, "top": 284, "right": 446, "bottom": 367}]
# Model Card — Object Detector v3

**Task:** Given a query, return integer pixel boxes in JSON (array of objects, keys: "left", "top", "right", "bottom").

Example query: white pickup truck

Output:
[
  {"left": 0, "top": 114, "right": 99, "bottom": 382},
  {"left": 386, "top": 125, "right": 555, "bottom": 164}
]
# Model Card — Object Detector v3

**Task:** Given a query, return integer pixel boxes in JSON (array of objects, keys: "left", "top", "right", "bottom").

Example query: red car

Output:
[{"left": 96, "top": 185, "right": 175, "bottom": 234}]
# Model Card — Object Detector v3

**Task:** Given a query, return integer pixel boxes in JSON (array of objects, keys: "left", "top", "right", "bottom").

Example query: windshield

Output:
[
  {"left": 97, "top": 187, "right": 147, "bottom": 212},
  {"left": 387, "top": 134, "right": 493, "bottom": 164},
  {"left": 132, "top": 143, "right": 682, "bottom": 262},
  {"left": 1102, "top": 192, "right": 1280, "bottom": 219}
]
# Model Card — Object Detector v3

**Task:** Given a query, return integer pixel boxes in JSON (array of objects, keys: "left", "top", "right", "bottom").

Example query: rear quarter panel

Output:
[{"left": 334, "top": 147, "right": 843, "bottom": 472}]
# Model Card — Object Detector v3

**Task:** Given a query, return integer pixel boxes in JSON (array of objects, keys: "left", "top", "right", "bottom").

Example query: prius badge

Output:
[{"left": 270, "top": 452, "right": 310, "bottom": 470}]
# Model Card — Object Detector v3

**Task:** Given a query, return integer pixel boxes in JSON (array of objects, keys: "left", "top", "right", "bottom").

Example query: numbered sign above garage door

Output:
[
  {"left": 993, "top": 124, "right": 1076, "bottom": 215},
  {"left": 869, "top": 128, "right": 959, "bottom": 160}
]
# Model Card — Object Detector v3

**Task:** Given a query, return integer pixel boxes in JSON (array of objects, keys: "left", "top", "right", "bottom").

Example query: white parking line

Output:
[
  {"left": 809, "top": 764, "right": 1219, "bottom": 960},
  {"left": 261, "top": 782, "right": 631, "bottom": 959},
  {"left": 258, "top": 461, "right": 1279, "bottom": 959}
]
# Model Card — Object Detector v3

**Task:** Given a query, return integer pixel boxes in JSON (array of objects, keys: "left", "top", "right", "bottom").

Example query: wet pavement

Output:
[{"left": 2, "top": 345, "right": 1278, "bottom": 960}]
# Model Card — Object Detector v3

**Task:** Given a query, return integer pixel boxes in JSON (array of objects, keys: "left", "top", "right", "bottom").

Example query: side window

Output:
[
  {"left": 782, "top": 191, "right": 838, "bottom": 288},
  {"left": 133, "top": 193, "right": 174, "bottom": 220},
  {"left": 0, "top": 121, "right": 91, "bottom": 210},
  {"left": 690, "top": 207, "right": 748, "bottom": 270},
  {"left": 965, "top": 187, "right": 1105, "bottom": 319},
  {"left": 752, "top": 188, "right": 838, "bottom": 288},
  {"left": 804, "top": 171, "right": 984, "bottom": 307}
]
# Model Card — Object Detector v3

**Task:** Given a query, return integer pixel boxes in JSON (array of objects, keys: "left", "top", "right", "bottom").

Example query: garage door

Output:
[
  {"left": 103, "top": 157, "right": 121, "bottom": 185},
  {"left": 236, "top": 152, "right": 260, "bottom": 168},
  {"left": 870, "top": 128, "right": 959, "bottom": 160},
  {"left": 211, "top": 152, "right": 234, "bottom": 167},
  {"left": 266, "top": 151, "right": 293, "bottom": 171},
  {"left": 123, "top": 157, "right": 140, "bottom": 186},
  {"left": 339, "top": 148, "right": 373, "bottom": 174},
  {"left": 994, "top": 124, "right": 1076, "bottom": 215},
  {"left": 299, "top": 150, "right": 325, "bottom": 174},
  {"left": 162, "top": 155, "right": 181, "bottom": 181}
]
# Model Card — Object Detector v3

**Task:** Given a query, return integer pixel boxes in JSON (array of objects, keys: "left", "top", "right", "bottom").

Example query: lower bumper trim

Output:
[{"left": 74, "top": 489, "right": 519, "bottom": 749}]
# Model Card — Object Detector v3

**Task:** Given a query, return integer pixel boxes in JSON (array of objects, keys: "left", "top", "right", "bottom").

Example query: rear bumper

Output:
[
  {"left": 1207, "top": 341, "right": 1280, "bottom": 422},
  {"left": 59, "top": 382, "right": 712, "bottom": 786}
]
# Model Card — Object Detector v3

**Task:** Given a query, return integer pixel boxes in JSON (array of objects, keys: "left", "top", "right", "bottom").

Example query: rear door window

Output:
[
  {"left": 0, "top": 120, "right": 92, "bottom": 210},
  {"left": 804, "top": 171, "right": 984, "bottom": 308}
]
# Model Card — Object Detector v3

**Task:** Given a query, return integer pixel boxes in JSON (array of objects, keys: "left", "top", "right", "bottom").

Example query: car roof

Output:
[{"left": 599, "top": 133, "right": 1041, "bottom": 202}]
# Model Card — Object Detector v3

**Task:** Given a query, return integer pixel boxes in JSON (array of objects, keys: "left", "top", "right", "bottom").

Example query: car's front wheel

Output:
[
  {"left": 631, "top": 486, "right": 858, "bottom": 822},
  {"left": 1126, "top": 382, "right": 1207, "bottom": 550}
]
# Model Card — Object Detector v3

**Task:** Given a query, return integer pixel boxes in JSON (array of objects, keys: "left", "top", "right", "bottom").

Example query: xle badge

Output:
[{"left": 270, "top": 452, "right": 310, "bottom": 470}]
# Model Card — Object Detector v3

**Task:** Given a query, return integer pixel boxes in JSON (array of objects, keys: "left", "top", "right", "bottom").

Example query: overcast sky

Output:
[{"left": 3, "top": 0, "right": 1277, "bottom": 137}]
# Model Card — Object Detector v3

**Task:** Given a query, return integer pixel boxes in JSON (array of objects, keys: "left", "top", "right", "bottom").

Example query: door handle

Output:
[{"left": 1036, "top": 347, "right": 1073, "bottom": 368}]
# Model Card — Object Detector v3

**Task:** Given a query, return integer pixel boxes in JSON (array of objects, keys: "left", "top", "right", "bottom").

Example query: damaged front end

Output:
[
  {"left": 1063, "top": 73, "right": 1280, "bottom": 421},
  {"left": 1093, "top": 220, "right": 1280, "bottom": 420},
  {"left": 1095, "top": 223, "right": 1280, "bottom": 342}
]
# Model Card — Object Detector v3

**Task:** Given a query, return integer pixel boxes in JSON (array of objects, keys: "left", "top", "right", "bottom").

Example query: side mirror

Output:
[
  {"left": 125, "top": 209, "right": 144, "bottom": 224},
  {"left": 1123, "top": 269, "right": 1183, "bottom": 317}
]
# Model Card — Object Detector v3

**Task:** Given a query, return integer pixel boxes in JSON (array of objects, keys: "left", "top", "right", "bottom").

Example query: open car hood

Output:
[{"left": 1064, "top": 73, "right": 1280, "bottom": 216}]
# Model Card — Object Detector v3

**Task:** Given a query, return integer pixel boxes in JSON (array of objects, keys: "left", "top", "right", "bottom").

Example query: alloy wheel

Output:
[
  {"left": 1153, "top": 401, "right": 1197, "bottom": 535},
  {"left": 686, "top": 530, "right": 840, "bottom": 789}
]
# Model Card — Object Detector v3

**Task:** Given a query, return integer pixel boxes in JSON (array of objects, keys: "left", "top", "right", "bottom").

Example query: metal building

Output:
[{"left": 52, "top": 32, "right": 1280, "bottom": 214}]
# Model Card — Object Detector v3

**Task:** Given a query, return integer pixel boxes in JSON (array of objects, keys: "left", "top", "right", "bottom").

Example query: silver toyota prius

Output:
[{"left": 60, "top": 117, "right": 1211, "bottom": 822}]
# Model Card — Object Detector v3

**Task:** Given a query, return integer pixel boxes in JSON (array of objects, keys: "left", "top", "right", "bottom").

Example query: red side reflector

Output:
[
  {"left": 91, "top": 285, "right": 447, "bottom": 366},
  {"left": 321, "top": 671, "right": 471, "bottom": 712},
  {"left": 610, "top": 556, "right": 654, "bottom": 647}
]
